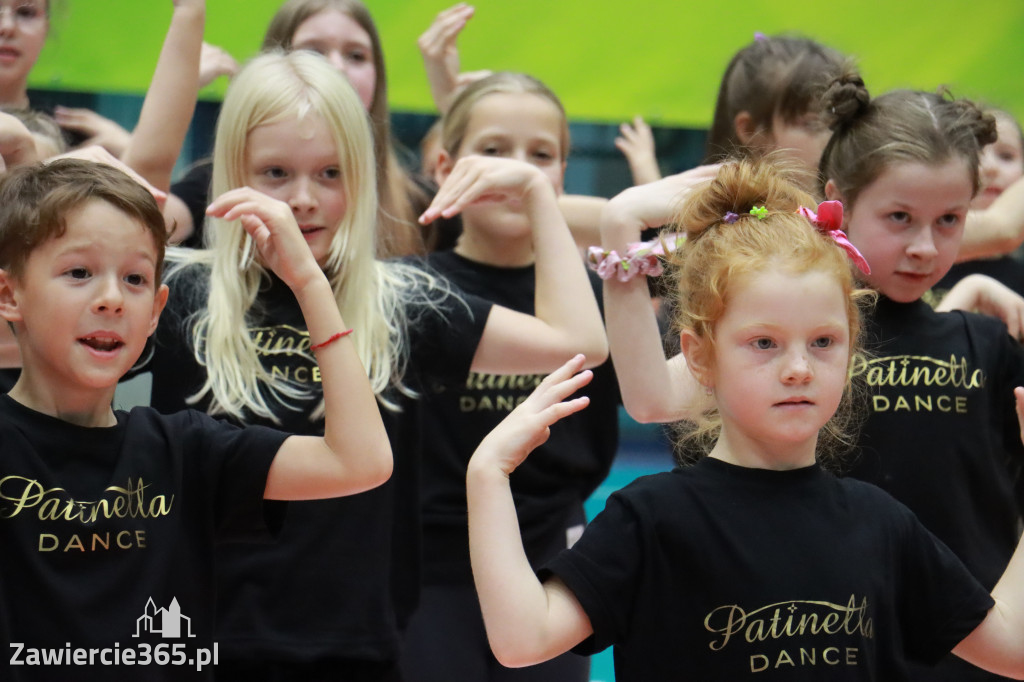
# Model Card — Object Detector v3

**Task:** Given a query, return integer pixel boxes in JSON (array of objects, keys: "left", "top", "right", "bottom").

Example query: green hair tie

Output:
[{"left": 749, "top": 206, "right": 768, "bottom": 220}]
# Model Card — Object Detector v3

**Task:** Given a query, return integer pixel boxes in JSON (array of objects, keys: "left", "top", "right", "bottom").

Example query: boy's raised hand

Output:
[
  {"left": 469, "top": 355, "right": 593, "bottom": 477},
  {"left": 206, "top": 188, "right": 322, "bottom": 292},
  {"left": 420, "top": 156, "right": 555, "bottom": 224}
]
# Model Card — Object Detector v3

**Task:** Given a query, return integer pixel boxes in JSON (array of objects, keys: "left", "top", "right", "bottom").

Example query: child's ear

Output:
[
  {"left": 0, "top": 269, "right": 23, "bottom": 324},
  {"left": 734, "top": 111, "right": 761, "bottom": 146},
  {"left": 823, "top": 179, "right": 842, "bottom": 202},
  {"left": 433, "top": 150, "right": 455, "bottom": 187},
  {"left": 679, "top": 328, "right": 713, "bottom": 391},
  {"left": 147, "top": 283, "right": 169, "bottom": 336}
]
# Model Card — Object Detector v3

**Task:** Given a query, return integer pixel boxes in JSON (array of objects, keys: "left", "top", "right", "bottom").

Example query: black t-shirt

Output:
[
  {"left": 420, "top": 250, "right": 620, "bottom": 584},
  {"left": 934, "top": 257, "right": 1024, "bottom": 300},
  {"left": 144, "top": 264, "right": 492, "bottom": 662},
  {"left": 543, "top": 457, "right": 993, "bottom": 681},
  {"left": 847, "top": 297, "right": 1024, "bottom": 591},
  {"left": 0, "top": 395, "right": 285, "bottom": 682}
]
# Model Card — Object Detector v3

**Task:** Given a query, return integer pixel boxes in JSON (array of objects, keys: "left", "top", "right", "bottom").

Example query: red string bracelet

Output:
[{"left": 309, "top": 328, "right": 354, "bottom": 351}]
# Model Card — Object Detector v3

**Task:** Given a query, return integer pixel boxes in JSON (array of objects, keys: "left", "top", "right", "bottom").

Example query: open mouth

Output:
[{"left": 79, "top": 336, "right": 125, "bottom": 352}]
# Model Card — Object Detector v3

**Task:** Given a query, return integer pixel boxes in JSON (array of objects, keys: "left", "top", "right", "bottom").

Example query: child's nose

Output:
[
  {"left": 93, "top": 276, "right": 124, "bottom": 314},
  {"left": 289, "top": 178, "right": 316, "bottom": 213},
  {"left": 979, "top": 150, "right": 998, "bottom": 180},
  {"left": 782, "top": 350, "right": 812, "bottom": 384},
  {"left": 907, "top": 227, "right": 938, "bottom": 258}
]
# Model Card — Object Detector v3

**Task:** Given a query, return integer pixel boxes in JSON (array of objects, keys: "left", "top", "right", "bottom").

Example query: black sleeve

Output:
[
  {"left": 170, "top": 158, "right": 213, "bottom": 249},
  {"left": 895, "top": 505, "right": 995, "bottom": 664},
  {"left": 540, "top": 490, "right": 644, "bottom": 654}
]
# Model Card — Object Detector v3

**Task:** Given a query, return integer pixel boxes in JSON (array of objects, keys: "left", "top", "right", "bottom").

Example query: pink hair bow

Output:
[{"left": 797, "top": 200, "right": 871, "bottom": 275}]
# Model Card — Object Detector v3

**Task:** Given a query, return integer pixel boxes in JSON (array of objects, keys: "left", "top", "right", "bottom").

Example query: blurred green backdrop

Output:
[{"left": 32, "top": 0, "right": 1024, "bottom": 126}]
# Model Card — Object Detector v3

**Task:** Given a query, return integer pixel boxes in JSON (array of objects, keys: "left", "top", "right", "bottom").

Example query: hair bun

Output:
[
  {"left": 674, "top": 156, "right": 817, "bottom": 237},
  {"left": 822, "top": 71, "right": 870, "bottom": 131},
  {"left": 944, "top": 95, "right": 998, "bottom": 149}
]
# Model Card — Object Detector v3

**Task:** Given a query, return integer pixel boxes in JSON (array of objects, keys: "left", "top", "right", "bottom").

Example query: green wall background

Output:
[{"left": 32, "top": 0, "right": 1024, "bottom": 127}]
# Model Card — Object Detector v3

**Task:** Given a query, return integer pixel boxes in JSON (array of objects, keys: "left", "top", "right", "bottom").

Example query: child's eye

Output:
[
  {"left": 532, "top": 150, "right": 555, "bottom": 162},
  {"left": 752, "top": 337, "right": 775, "bottom": 350},
  {"left": 262, "top": 167, "right": 287, "bottom": 180},
  {"left": 65, "top": 267, "right": 90, "bottom": 280},
  {"left": 888, "top": 211, "right": 911, "bottom": 224},
  {"left": 321, "top": 167, "right": 342, "bottom": 181},
  {"left": 811, "top": 336, "right": 833, "bottom": 349},
  {"left": 15, "top": 4, "right": 41, "bottom": 20},
  {"left": 124, "top": 273, "right": 147, "bottom": 287},
  {"left": 936, "top": 213, "right": 962, "bottom": 228},
  {"left": 481, "top": 146, "right": 502, "bottom": 156},
  {"left": 346, "top": 50, "right": 369, "bottom": 64},
  {"left": 296, "top": 45, "right": 327, "bottom": 57}
]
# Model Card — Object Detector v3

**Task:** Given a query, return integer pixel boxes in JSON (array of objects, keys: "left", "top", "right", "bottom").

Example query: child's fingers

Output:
[
  {"left": 420, "top": 162, "right": 485, "bottom": 222},
  {"left": 531, "top": 355, "right": 591, "bottom": 402}
]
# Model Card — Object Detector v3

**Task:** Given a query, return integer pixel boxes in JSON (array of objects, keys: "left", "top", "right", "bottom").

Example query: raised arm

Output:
[
  {"left": 935, "top": 274, "right": 1024, "bottom": 341},
  {"left": 467, "top": 355, "right": 595, "bottom": 667},
  {"left": 422, "top": 155, "right": 608, "bottom": 374},
  {"left": 956, "top": 176, "right": 1024, "bottom": 261},
  {"left": 418, "top": 3, "right": 491, "bottom": 114},
  {"left": 615, "top": 116, "right": 662, "bottom": 186},
  {"left": 120, "top": 0, "right": 205, "bottom": 193},
  {"left": 206, "top": 188, "right": 392, "bottom": 501},
  {"left": 951, "top": 386, "right": 1024, "bottom": 676},
  {"left": 598, "top": 166, "right": 719, "bottom": 423}
]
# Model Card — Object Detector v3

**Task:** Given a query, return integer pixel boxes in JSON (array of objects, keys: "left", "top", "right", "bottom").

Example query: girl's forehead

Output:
[{"left": 467, "top": 92, "right": 564, "bottom": 132}]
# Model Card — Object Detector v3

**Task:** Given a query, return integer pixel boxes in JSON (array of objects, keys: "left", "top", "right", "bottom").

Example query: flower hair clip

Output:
[
  {"left": 797, "top": 200, "right": 871, "bottom": 275},
  {"left": 749, "top": 206, "right": 768, "bottom": 220},
  {"left": 587, "top": 233, "right": 687, "bottom": 282}
]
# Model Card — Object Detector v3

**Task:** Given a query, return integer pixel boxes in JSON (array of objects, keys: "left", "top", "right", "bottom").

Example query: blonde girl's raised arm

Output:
[
  {"left": 598, "top": 168, "right": 718, "bottom": 424},
  {"left": 951, "top": 387, "right": 1024, "bottom": 676},
  {"left": 206, "top": 188, "right": 392, "bottom": 501},
  {"left": 957, "top": 176, "right": 1024, "bottom": 261},
  {"left": 422, "top": 156, "right": 608, "bottom": 374},
  {"left": 467, "top": 356, "right": 595, "bottom": 667},
  {"left": 120, "top": 0, "right": 205, "bottom": 194}
]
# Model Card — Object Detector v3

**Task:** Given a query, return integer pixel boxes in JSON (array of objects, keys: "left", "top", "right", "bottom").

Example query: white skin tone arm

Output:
[
  {"left": 615, "top": 116, "right": 662, "bottom": 186},
  {"left": 417, "top": 3, "right": 491, "bottom": 114},
  {"left": 935, "top": 274, "right": 1024, "bottom": 341},
  {"left": 120, "top": 0, "right": 205, "bottom": 195},
  {"left": 952, "top": 386, "right": 1024, "bottom": 676},
  {"left": 467, "top": 355, "right": 596, "bottom": 667},
  {"left": 206, "top": 188, "right": 392, "bottom": 501},
  {"left": 598, "top": 166, "right": 719, "bottom": 423},
  {"left": 956, "top": 175, "right": 1024, "bottom": 261},
  {"left": 421, "top": 155, "right": 608, "bottom": 374}
]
